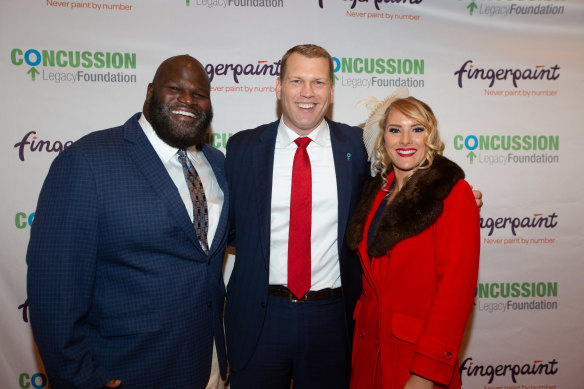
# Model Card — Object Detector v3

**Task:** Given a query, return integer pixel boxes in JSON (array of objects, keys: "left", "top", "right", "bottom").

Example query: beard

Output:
[{"left": 147, "top": 92, "right": 213, "bottom": 149}]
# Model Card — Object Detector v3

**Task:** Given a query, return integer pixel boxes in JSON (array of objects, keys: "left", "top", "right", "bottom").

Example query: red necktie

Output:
[{"left": 288, "top": 137, "right": 312, "bottom": 299}]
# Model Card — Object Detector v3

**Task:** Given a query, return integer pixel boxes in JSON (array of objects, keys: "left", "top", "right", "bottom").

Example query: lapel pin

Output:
[{"left": 346, "top": 153, "right": 351, "bottom": 161}]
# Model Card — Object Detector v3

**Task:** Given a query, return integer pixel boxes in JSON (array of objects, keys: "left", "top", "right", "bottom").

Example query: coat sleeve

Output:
[
  {"left": 410, "top": 179, "right": 481, "bottom": 385},
  {"left": 26, "top": 149, "right": 111, "bottom": 389}
]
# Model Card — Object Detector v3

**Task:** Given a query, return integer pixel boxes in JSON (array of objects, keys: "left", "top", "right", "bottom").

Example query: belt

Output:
[{"left": 268, "top": 285, "right": 342, "bottom": 302}]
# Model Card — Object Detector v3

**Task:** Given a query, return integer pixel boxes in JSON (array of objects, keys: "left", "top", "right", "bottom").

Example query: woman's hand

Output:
[
  {"left": 402, "top": 374, "right": 434, "bottom": 389},
  {"left": 104, "top": 378, "right": 122, "bottom": 388}
]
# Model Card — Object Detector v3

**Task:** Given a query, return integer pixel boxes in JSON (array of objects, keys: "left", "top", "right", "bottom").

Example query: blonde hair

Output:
[{"left": 373, "top": 97, "right": 445, "bottom": 185}]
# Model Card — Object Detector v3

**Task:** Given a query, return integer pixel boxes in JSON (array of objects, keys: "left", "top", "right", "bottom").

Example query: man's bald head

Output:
[{"left": 143, "top": 55, "right": 213, "bottom": 149}]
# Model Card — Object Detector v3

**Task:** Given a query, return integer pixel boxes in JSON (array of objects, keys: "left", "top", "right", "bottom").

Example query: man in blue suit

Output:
[
  {"left": 27, "top": 55, "right": 228, "bottom": 389},
  {"left": 224, "top": 44, "right": 369, "bottom": 388}
]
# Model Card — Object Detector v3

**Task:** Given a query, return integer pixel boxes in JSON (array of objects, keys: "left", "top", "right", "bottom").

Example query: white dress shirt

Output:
[
  {"left": 139, "top": 114, "right": 226, "bottom": 389},
  {"left": 269, "top": 118, "right": 341, "bottom": 290},
  {"left": 139, "top": 114, "right": 224, "bottom": 247}
]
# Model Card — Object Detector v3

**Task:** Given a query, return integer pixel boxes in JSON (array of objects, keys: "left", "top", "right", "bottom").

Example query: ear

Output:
[
  {"left": 146, "top": 83, "right": 154, "bottom": 101},
  {"left": 142, "top": 83, "right": 154, "bottom": 118},
  {"left": 275, "top": 77, "right": 282, "bottom": 100}
]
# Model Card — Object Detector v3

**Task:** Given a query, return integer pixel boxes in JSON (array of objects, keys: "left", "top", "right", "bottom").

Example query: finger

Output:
[{"left": 104, "top": 378, "right": 122, "bottom": 388}]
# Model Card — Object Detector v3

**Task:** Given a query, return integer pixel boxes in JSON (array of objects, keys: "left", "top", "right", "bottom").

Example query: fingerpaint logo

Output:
[
  {"left": 453, "top": 134, "right": 559, "bottom": 166},
  {"left": 186, "top": 0, "right": 284, "bottom": 8},
  {"left": 318, "top": 0, "right": 423, "bottom": 11},
  {"left": 454, "top": 60, "right": 560, "bottom": 88},
  {"left": 480, "top": 213, "right": 558, "bottom": 237},
  {"left": 10, "top": 48, "right": 137, "bottom": 83},
  {"left": 474, "top": 281, "right": 559, "bottom": 313},
  {"left": 463, "top": 0, "right": 565, "bottom": 17},
  {"left": 460, "top": 357, "right": 558, "bottom": 384},
  {"left": 205, "top": 60, "right": 281, "bottom": 83},
  {"left": 14, "top": 131, "right": 73, "bottom": 161},
  {"left": 18, "top": 299, "right": 29, "bottom": 323}
]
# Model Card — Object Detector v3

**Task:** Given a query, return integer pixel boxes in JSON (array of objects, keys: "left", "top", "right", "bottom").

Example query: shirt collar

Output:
[
  {"left": 276, "top": 117, "right": 330, "bottom": 147},
  {"left": 139, "top": 113, "right": 203, "bottom": 164}
]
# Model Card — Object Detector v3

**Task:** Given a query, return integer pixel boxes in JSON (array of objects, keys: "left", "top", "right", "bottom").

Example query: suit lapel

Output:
[
  {"left": 201, "top": 144, "right": 229, "bottom": 258},
  {"left": 328, "top": 119, "right": 354, "bottom": 258},
  {"left": 123, "top": 115, "right": 205, "bottom": 257},
  {"left": 252, "top": 121, "right": 278, "bottom": 267}
]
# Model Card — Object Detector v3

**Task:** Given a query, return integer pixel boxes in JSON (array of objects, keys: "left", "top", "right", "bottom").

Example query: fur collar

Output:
[{"left": 345, "top": 155, "right": 465, "bottom": 258}]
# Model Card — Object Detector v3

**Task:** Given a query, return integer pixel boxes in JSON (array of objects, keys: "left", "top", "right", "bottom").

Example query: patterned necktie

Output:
[
  {"left": 177, "top": 149, "right": 209, "bottom": 255},
  {"left": 287, "top": 137, "right": 312, "bottom": 299}
]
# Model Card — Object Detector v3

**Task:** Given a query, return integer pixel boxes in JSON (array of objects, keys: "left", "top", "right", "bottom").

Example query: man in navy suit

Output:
[
  {"left": 224, "top": 44, "right": 369, "bottom": 388},
  {"left": 27, "top": 55, "right": 228, "bottom": 389}
]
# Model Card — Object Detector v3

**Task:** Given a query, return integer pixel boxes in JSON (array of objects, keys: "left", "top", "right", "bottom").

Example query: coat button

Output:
[
  {"left": 445, "top": 351, "right": 453, "bottom": 360},
  {"left": 375, "top": 339, "right": 379, "bottom": 346},
  {"left": 386, "top": 249, "right": 391, "bottom": 257},
  {"left": 359, "top": 332, "right": 365, "bottom": 339}
]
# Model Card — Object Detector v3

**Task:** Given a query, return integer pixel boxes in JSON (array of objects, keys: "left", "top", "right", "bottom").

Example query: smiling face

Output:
[
  {"left": 276, "top": 52, "right": 334, "bottom": 136},
  {"left": 144, "top": 55, "right": 213, "bottom": 149},
  {"left": 383, "top": 108, "right": 427, "bottom": 183}
]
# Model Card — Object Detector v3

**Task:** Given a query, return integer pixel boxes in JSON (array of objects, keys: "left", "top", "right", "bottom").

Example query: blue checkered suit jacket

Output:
[{"left": 27, "top": 113, "right": 228, "bottom": 389}]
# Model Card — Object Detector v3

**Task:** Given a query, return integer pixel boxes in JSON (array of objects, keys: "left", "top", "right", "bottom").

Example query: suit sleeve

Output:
[
  {"left": 225, "top": 137, "right": 236, "bottom": 246},
  {"left": 410, "top": 179, "right": 481, "bottom": 385},
  {"left": 26, "top": 149, "right": 111, "bottom": 389}
]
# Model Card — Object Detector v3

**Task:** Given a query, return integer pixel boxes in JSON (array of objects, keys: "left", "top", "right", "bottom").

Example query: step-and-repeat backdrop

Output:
[{"left": 2, "top": 1, "right": 583, "bottom": 388}]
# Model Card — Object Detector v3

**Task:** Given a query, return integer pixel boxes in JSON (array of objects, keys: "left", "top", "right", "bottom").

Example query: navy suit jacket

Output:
[
  {"left": 224, "top": 118, "right": 369, "bottom": 371},
  {"left": 27, "top": 113, "right": 229, "bottom": 389}
]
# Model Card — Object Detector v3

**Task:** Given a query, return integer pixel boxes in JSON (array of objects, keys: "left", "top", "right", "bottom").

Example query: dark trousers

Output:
[{"left": 229, "top": 293, "right": 350, "bottom": 389}]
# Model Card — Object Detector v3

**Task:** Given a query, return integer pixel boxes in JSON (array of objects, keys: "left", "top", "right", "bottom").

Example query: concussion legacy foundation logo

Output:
[
  {"left": 334, "top": 56, "right": 425, "bottom": 89},
  {"left": 454, "top": 133, "right": 559, "bottom": 166},
  {"left": 475, "top": 281, "right": 558, "bottom": 314},
  {"left": 186, "top": 0, "right": 284, "bottom": 8},
  {"left": 462, "top": 0, "right": 565, "bottom": 17},
  {"left": 10, "top": 48, "right": 137, "bottom": 84}
]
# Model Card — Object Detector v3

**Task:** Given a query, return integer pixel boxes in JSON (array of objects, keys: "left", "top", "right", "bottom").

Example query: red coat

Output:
[{"left": 345, "top": 156, "right": 480, "bottom": 389}]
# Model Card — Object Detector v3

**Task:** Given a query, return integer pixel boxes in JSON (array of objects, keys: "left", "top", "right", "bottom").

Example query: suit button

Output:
[
  {"left": 261, "top": 301, "right": 266, "bottom": 308},
  {"left": 445, "top": 351, "right": 453, "bottom": 360},
  {"left": 208, "top": 301, "right": 212, "bottom": 308},
  {"left": 386, "top": 249, "right": 391, "bottom": 257}
]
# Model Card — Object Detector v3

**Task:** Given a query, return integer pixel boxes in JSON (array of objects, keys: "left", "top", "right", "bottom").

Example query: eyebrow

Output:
[{"left": 387, "top": 121, "right": 424, "bottom": 126}]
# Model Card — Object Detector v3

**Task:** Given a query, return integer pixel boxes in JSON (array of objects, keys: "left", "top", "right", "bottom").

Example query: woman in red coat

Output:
[{"left": 346, "top": 90, "right": 480, "bottom": 389}]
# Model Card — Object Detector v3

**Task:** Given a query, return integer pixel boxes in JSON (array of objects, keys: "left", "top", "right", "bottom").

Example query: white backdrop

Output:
[{"left": 2, "top": 1, "right": 583, "bottom": 388}]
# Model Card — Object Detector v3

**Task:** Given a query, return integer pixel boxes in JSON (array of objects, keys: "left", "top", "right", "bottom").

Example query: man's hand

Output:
[
  {"left": 472, "top": 187, "right": 483, "bottom": 210},
  {"left": 402, "top": 374, "right": 434, "bottom": 389},
  {"left": 104, "top": 379, "right": 122, "bottom": 388}
]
